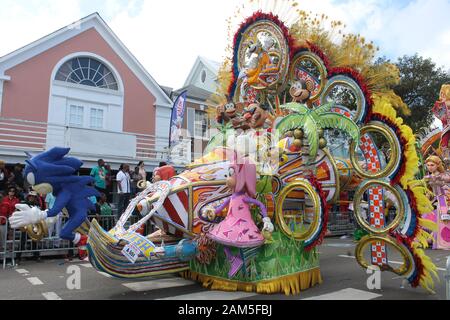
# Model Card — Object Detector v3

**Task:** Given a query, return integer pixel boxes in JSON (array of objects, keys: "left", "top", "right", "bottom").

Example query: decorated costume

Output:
[
  {"left": 424, "top": 156, "right": 450, "bottom": 249},
  {"left": 432, "top": 85, "right": 450, "bottom": 162},
  {"left": 9, "top": 148, "right": 99, "bottom": 258},
  {"left": 207, "top": 155, "right": 273, "bottom": 278}
]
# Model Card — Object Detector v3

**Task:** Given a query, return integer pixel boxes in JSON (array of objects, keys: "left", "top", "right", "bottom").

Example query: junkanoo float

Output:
[{"left": 10, "top": 1, "right": 446, "bottom": 295}]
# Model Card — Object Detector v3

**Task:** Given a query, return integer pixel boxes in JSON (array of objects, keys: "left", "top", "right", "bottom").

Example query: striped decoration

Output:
[
  {"left": 152, "top": 190, "right": 190, "bottom": 238},
  {"left": 88, "top": 220, "right": 189, "bottom": 279}
]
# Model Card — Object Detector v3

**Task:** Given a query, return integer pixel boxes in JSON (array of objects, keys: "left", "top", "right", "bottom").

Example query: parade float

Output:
[
  {"left": 10, "top": 1, "right": 441, "bottom": 295},
  {"left": 419, "top": 84, "right": 450, "bottom": 250}
]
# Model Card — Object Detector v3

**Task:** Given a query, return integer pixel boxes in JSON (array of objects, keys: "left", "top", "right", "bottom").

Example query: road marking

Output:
[
  {"left": 42, "top": 292, "right": 63, "bottom": 300},
  {"left": 338, "top": 255, "right": 446, "bottom": 271},
  {"left": 97, "top": 272, "right": 113, "bottom": 278},
  {"left": 80, "top": 263, "right": 93, "bottom": 268},
  {"left": 16, "top": 269, "right": 30, "bottom": 274},
  {"left": 27, "top": 277, "right": 44, "bottom": 285},
  {"left": 123, "top": 278, "right": 196, "bottom": 292},
  {"left": 158, "top": 291, "right": 257, "bottom": 301},
  {"left": 302, "top": 288, "right": 382, "bottom": 300}
]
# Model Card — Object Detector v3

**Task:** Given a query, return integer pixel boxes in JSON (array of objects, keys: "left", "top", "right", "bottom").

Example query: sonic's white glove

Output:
[
  {"left": 262, "top": 217, "right": 274, "bottom": 233},
  {"left": 9, "top": 204, "right": 47, "bottom": 229}
]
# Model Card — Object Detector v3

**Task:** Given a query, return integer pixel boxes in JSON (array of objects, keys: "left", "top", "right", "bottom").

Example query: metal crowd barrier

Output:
[
  {"left": 327, "top": 210, "right": 356, "bottom": 237},
  {"left": 1, "top": 215, "right": 119, "bottom": 269}
]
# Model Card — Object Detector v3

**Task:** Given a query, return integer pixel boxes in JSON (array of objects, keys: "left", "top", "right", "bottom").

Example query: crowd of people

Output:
[{"left": 0, "top": 158, "right": 177, "bottom": 261}]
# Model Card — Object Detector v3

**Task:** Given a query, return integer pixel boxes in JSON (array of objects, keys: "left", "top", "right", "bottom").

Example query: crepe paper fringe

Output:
[
  {"left": 181, "top": 268, "right": 322, "bottom": 296},
  {"left": 370, "top": 95, "right": 419, "bottom": 189}
]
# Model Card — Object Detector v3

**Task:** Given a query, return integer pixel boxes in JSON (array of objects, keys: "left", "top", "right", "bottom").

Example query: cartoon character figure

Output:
[
  {"left": 244, "top": 102, "right": 270, "bottom": 130},
  {"left": 290, "top": 79, "right": 315, "bottom": 104},
  {"left": 424, "top": 155, "right": 450, "bottom": 250},
  {"left": 206, "top": 155, "right": 274, "bottom": 278},
  {"left": 432, "top": 84, "right": 450, "bottom": 162},
  {"left": 216, "top": 99, "right": 238, "bottom": 125},
  {"left": 238, "top": 36, "right": 280, "bottom": 102},
  {"left": 9, "top": 148, "right": 99, "bottom": 259}
]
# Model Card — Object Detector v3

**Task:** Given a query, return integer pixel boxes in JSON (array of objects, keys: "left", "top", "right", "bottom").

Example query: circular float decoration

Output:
[
  {"left": 352, "top": 180, "right": 405, "bottom": 235},
  {"left": 350, "top": 122, "right": 401, "bottom": 180},
  {"left": 236, "top": 20, "right": 290, "bottom": 92},
  {"left": 321, "top": 75, "right": 367, "bottom": 123},
  {"left": 355, "top": 235, "right": 414, "bottom": 276},
  {"left": 289, "top": 51, "right": 328, "bottom": 102},
  {"left": 275, "top": 180, "right": 321, "bottom": 242}
]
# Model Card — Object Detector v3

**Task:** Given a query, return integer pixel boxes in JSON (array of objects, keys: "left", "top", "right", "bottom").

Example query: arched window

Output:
[{"left": 55, "top": 57, "right": 118, "bottom": 90}]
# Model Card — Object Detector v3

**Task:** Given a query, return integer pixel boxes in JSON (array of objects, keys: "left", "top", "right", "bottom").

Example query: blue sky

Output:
[{"left": 0, "top": 0, "right": 449, "bottom": 89}]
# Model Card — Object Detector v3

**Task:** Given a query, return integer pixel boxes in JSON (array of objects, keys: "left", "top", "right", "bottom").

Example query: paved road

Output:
[{"left": 0, "top": 238, "right": 448, "bottom": 300}]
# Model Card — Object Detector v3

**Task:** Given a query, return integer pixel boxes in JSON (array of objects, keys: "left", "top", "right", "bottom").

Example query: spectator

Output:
[
  {"left": 1, "top": 187, "right": 20, "bottom": 220},
  {"left": 131, "top": 166, "right": 144, "bottom": 196},
  {"left": 138, "top": 161, "right": 147, "bottom": 182},
  {"left": 0, "top": 160, "right": 7, "bottom": 193},
  {"left": 45, "top": 192, "right": 62, "bottom": 241},
  {"left": 12, "top": 164, "right": 25, "bottom": 188},
  {"left": 116, "top": 164, "right": 131, "bottom": 217},
  {"left": 0, "top": 188, "right": 18, "bottom": 251},
  {"left": 95, "top": 193, "right": 113, "bottom": 230},
  {"left": 90, "top": 159, "right": 108, "bottom": 196},
  {"left": 104, "top": 164, "right": 113, "bottom": 203}
]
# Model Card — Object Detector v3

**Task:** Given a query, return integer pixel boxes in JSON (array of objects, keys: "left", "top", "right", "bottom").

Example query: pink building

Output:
[{"left": 0, "top": 13, "right": 173, "bottom": 170}]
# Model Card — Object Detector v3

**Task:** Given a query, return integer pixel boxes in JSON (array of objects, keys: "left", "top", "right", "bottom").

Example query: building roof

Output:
[
  {"left": 174, "top": 84, "right": 213, "bottom": 102},
  {"left": 183, "top": 56, "right": 221, "bottom": 88},
  {"left": 0, "top": 12, "right": 173, "bottom": 108}
]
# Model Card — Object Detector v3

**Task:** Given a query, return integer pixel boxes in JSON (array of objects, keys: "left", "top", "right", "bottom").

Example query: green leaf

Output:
[
  {"left": 318, "top": 113, "right": 360, "bottom": 142},
  {"left": 314, "top": 101, "right": 335, "bottom": 115},
  {"left": 276, "top": 114, "right": 306, "bottom": 134},
  {"left": 280, "top": 103, "right": 309, "bottom": 115},
  {"left": 303, "top": 117, "right": 320, "bottom": 161}
]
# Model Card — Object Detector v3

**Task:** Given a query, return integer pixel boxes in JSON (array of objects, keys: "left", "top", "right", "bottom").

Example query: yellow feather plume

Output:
[{"left": 371, "top": 95, "right": 419, "bottom": 188}]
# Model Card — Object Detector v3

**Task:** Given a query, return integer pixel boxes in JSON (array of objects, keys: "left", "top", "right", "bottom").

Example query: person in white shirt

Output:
[{"left": 116, "top": 164, "right": 131, "bottom": 218}]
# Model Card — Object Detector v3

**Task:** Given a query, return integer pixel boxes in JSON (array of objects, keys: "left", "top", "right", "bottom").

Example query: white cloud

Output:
[
  {"left": 0, "top": 0, "right": 448, "bottom": 90},
  {"left": 0, "top": 0, "right": 82, "bottom": 56}
]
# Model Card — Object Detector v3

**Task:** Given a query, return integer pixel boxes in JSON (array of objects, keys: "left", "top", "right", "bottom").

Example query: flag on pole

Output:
[{"left": 169, "top": 91, "right": 188, "bottom": 148}]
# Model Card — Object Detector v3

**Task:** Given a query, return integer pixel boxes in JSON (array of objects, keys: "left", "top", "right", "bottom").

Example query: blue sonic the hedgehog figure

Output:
[{"left": 9, "top": 147, "right": 99, "bottom": 259}]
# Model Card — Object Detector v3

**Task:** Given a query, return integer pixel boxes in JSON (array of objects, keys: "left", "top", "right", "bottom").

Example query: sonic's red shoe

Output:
[{"left": 77, "top": 235, "right": 88, "bottom": 260}]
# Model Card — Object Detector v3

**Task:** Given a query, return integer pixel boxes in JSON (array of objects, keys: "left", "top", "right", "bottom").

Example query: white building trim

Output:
[
  {"left": 183, "top": 56, "right": 219, "bottom": 88},
  {"left": 50, "top": 51, "right": 125, "bottom": 94},
  {"left": 0, "top": 75, "right": 10, "bottom": 114}
]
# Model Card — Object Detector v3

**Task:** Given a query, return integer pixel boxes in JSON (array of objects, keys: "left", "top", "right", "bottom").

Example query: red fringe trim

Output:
[
  {"left": 228, "top": 11, "right": 296, "bottom": 96},
  {"left": 305, "top": 41, "right": 332, "bottom": 72},
  {"left": 328, "top": 67, "right": 374, "bottom": 123},
  {"left": 405, "top": 188, "right": 421, "bottom": 241},
  {"left": 393, "top": 233, "right": 423, "bottom": 288},
  {"left": 370, "top": 113, "right": 408, "bottom": 186}
]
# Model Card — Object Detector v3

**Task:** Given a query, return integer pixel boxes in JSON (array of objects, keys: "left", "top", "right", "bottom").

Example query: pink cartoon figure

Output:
[
  {"left": 424, "top": 155, "right": 450, "bottom": 250},
  {"left": 206, "top": 155, "right": 274, "bottom": 278}
]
